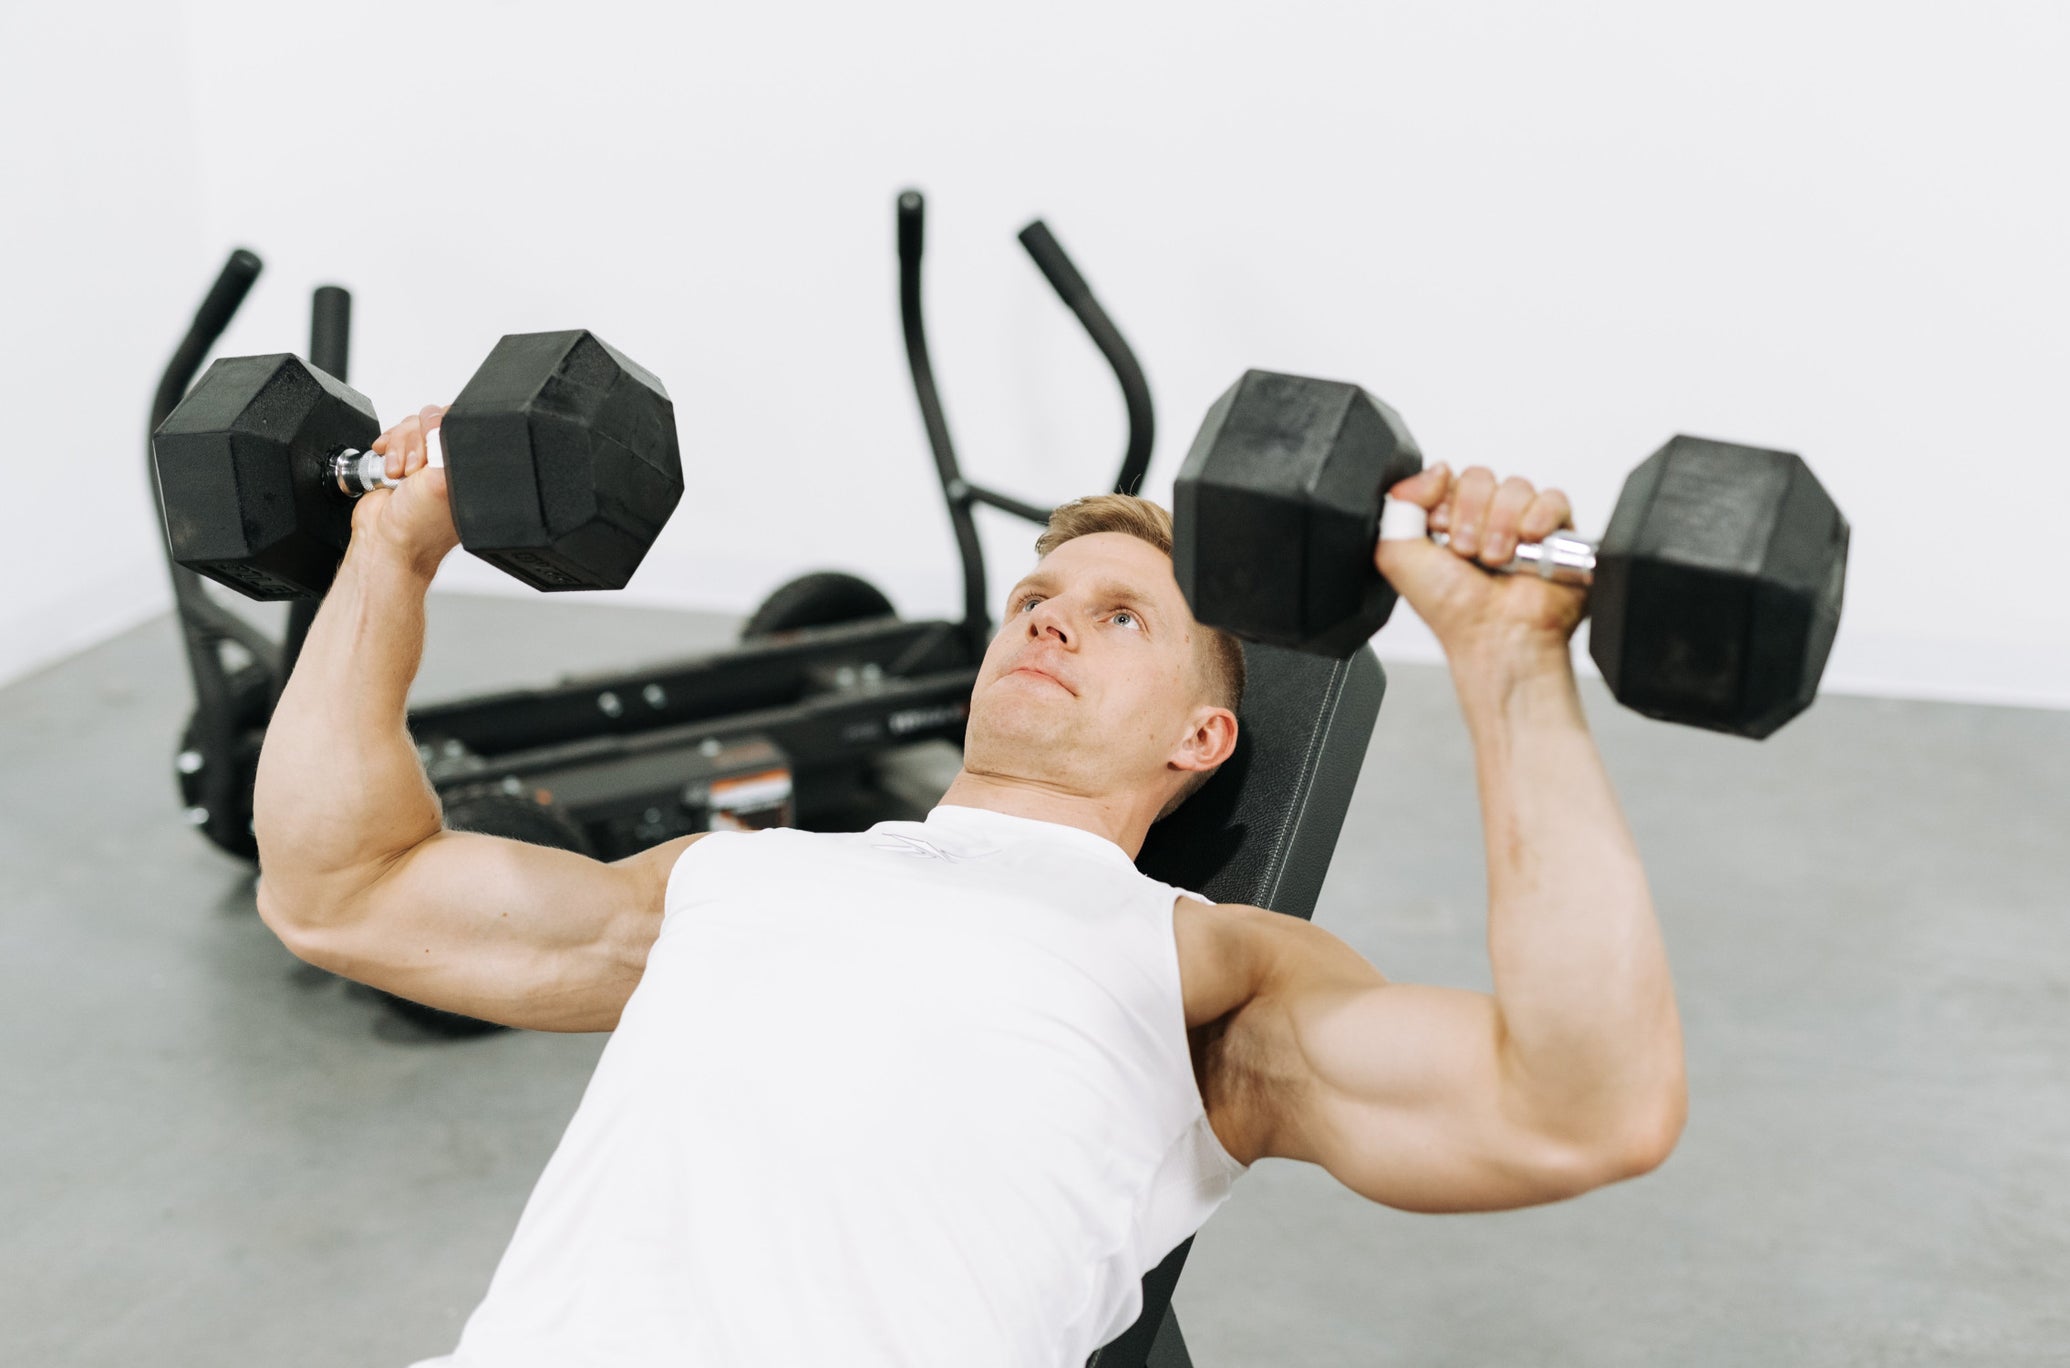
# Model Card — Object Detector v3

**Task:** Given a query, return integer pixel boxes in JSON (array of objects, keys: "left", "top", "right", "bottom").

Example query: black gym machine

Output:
[{"left": 150, "top": 190, "right": 1150, "bottom": 904}]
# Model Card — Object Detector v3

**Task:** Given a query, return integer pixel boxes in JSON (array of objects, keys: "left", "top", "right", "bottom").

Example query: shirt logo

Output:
[{"left": 870, "top": 833, "right": 971, "bottom": 863}]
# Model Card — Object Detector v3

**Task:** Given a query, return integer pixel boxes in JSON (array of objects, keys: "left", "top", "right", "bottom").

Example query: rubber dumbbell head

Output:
[
  {"left": 1591, "top": 436, "right": 1849, "bottom": 739},
  {"left": 1173, "top": 370, "right": 1424, "bottom": 657},
  {"left": 441, "top": 331, "right": 683, "bottom": 592},
  {"left": 154, "top": 354, "right": 378, "bottom": 599}
]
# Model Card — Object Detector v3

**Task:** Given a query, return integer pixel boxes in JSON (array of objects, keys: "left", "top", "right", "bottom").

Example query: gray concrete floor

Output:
[{"left": 2, "top": 595, "right": 2065, "bottom": 1366}]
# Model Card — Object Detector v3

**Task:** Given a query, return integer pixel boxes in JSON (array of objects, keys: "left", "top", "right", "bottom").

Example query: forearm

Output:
[
  {"left": 1453, "top": 635, "right": 1685, "bottom": 1148},
  {"left": 253, "top": 540, "right": 443, "bottom": 927}
]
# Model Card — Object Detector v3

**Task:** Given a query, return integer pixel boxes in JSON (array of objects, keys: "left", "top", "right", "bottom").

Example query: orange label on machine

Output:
[{"left": 708, "top": 767, "right": 796, "bottom": 832}]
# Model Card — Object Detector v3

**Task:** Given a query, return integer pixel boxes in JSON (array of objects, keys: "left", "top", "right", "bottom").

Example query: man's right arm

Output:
[{"left": 252, "top": 413, "right": 697, "bottom": 1033}]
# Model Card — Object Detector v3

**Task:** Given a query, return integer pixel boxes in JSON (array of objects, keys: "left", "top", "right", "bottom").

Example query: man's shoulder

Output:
[
  {"left": 1172, "top": 897, "right": 1279, "bottom": 1030},
  {"left": 617, "top": 831, "right": 716, "bottom": 915}
]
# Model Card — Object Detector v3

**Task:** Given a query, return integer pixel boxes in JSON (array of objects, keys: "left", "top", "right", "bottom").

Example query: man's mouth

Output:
[{"left": 1008, "top": 664, "right": 1074, "bottom": 695}]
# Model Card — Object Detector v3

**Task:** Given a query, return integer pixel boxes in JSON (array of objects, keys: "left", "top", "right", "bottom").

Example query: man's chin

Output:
[{"left": 965, "top": 693, "right": 1075, "bottom": 763}]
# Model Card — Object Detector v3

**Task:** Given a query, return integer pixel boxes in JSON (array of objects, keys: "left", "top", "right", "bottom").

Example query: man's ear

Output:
[{"left": 1172, "top": 705, "right": 1239, "bottom": 774}]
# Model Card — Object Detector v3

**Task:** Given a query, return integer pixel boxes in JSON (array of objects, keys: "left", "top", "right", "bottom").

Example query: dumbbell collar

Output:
[{"left": 330, "top": 427, "right": 446, "bottom": 497}]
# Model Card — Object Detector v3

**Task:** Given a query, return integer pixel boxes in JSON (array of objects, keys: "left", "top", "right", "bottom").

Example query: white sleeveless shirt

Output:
[{"left": 411, "top": 804, "right": 1249, "bottom": 1367}]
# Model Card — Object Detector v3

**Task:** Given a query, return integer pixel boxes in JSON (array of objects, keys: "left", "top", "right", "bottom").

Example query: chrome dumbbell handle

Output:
[
  {"left": 1429, "top": 528, "right": 1597, "bottom": 586},
  {"left": 1380, "top": 498, "right": 1598, "bottom": 588},
  {"left": 330, "top": 427, "right": 445, "bottom": 497}
]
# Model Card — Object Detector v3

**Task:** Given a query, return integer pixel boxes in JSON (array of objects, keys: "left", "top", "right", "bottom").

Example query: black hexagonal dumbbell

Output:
[
  {"left": 153, "top": 331, "right": 683, "bottom": 599},
  {"left": 1173, "top": 369, "right": 1851, "bottom": 739}
]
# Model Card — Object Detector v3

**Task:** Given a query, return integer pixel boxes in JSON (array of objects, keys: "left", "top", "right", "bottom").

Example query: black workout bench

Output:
[{"left": 1091, "top": 642, "right": 1386, "bottom": 1367}]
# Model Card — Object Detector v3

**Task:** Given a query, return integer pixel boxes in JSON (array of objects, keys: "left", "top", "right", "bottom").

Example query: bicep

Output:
[
  {"left": 273, "top": 830, "right": 701, "bottom": 1033},
  {"left": 1246, "top": 916, "right": 1617, "bottom": 1213}
]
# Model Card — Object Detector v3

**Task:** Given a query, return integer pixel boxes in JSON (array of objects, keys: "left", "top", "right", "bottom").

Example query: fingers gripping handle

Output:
[
  {"left": 1379, "top": 498, "right": 1599, "bottom": 585},
  {"left": 332, "top": 426, "right": 444, "bottom": 497}
]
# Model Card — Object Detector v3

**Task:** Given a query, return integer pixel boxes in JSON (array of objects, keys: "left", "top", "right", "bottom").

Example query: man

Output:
[{"left": 256, "top": 407, "right": 1686, "bottom": 1366}]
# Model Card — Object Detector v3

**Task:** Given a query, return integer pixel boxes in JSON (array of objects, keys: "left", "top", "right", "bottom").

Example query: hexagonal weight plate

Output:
[
  {"left": 442, "top": 331, "right": 684, "bottom": 592},
  {"left": 1590, "top": 435, "right": 1849, "bottom": 738},
  {"left": 153, "top": 354, "right": 378, "bottom": 600},
  {"left": 1175, "top": 370, "right": 1423, "bottom": 657}
]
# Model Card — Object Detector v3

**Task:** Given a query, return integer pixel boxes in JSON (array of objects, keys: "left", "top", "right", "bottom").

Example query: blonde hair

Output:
[{"left": 1035, "top": 494, "right": 1246, "bottom": 819}]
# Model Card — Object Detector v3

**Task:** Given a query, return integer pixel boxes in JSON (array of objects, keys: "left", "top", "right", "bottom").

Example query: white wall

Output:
[
  {"left": 11, "top": 1, "right": 2068, "bottom": 709},
  {"left": 0, "top": 4, "right": 207, "bottom": 686}
]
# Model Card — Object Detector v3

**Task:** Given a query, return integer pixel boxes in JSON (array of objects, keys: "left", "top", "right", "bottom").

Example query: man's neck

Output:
[{"left": 933, "top": 770, "right": 1154, "bottom": 860}]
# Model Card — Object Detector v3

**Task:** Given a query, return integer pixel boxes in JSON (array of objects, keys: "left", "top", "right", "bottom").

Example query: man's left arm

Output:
[
  {"left": 1238, "top": 640, "right": 1685, "bottom": 1212},
  {"left": 1237, "top": 456, "right": 1687, "bottom": 1213},
  {"left": 1457, "top": 634, "right": 1686, "bottom": 1185}
]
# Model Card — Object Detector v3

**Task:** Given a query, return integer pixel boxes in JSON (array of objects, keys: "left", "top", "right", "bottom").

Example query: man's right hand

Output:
[
  {"left": 354, "top": 403, "right": 461, "bottom": 579},
  {"left": 1374, "top": 463, "right": 1589, "bottom": 666}
]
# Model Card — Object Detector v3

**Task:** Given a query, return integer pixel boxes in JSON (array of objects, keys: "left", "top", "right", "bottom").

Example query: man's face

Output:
[{"left": 963, "top": 532, "right": 1231, "bottom": 805}]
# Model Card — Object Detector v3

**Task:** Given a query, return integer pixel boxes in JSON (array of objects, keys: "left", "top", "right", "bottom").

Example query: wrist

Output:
[
  {"left": 1445, "top": 626, "right": 1575, "bottom": 683},
  {"left": 1446, "top": 631, "right": 1583, "bottom": 729},
  {"left": 345, "top": 529, "right": 447, "bottom": 592}
]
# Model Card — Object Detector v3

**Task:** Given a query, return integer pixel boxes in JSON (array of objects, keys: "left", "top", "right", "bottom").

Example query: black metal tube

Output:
[
  {"left": 963, "top": 482, "right": 1054, "bottom": 526},
  {"left": 897, "top": 189, "right": 993, "bottom": 645},
  {"left": 150, "top": 250, "right": 263, "bottom": 563},
  {"left": 1017, "top": 221, "right": 1155, "bottom": 496},
  {"left": 150, "top": 248, "right": 279, "bottom": 854},
  {"left": 310, "top": 284, "right": 352, "bottom": 380},
  {"left": 151, "top": 249, "right": 262, "bottom": 437},
  {"left": 148, "top": 250, "right": 266, "bottom": 619},
  {"left": 281, "top": 284, "right": 354, "bottom": 694}
]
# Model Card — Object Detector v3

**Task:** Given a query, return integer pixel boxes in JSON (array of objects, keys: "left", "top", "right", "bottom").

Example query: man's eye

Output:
[
  {"left": 1016, "top": 595, "right": 1043, "bottom": 613},
  {"left": 1112, "top": 609, "right": 1141, "bottom": 630}
]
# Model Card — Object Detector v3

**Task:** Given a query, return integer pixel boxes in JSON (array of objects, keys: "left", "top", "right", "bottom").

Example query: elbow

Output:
[
  {"left": 1612, "top": 1112, "right": 1683, "bottom": 1183},
  {"left": 253, "top": 831, "right": 421, "bottom": 973},
  {"left": 1604, "top": 1075, "right": 1689, "bottom": 1183},
  {"left": 255, "top": 874, "right": 354, "bottom": 973},
  {"left": 1601, "top": 1009, "right": 1690, "bottom": 1181},
  {"left": 254, "top": 874, "right": 301, "bottom": 945},
  {"left": 1538, "top": 1078, "right": 1687, "bottom": 1196}
]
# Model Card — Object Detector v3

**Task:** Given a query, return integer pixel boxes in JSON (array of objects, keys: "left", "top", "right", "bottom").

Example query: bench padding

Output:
[{"left": 1091, "top": 642, "right": 1388, "bottom": 1368}]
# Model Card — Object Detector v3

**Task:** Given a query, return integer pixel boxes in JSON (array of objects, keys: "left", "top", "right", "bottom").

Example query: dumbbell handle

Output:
[
  {"left": 330, "top": 427, "right": 446, "bottom": 497},
  {"left": 1380, "top": 498, "right": 1598, "bottom": 586},
  {"left": 1431, "top": 528, "right": 1597, "bottom": 585}
]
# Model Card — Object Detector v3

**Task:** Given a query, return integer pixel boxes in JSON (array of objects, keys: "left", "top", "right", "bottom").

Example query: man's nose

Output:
[{"left": 1024, "top": 600, "right": 1073, "bottom": 644}]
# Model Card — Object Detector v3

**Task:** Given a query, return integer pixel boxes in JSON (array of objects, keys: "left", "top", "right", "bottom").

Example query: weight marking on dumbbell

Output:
[
  {"left": 642, "top": 684, "right": 667, "bottom": 709},
  {"left": 598, "top": 692, "right": 625, "bottom": 718},
  {"left": 501, "top": 549, "right": 583, "bottom": 589},
  {"left": 176, "top": 750, "right": 204, "bottom": 775},
  {"left": 185, "top": 806, "right": 210, "bottom": 826},
  {"left": 194, "top": 560, "right": 305, "bottom": 599}
]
